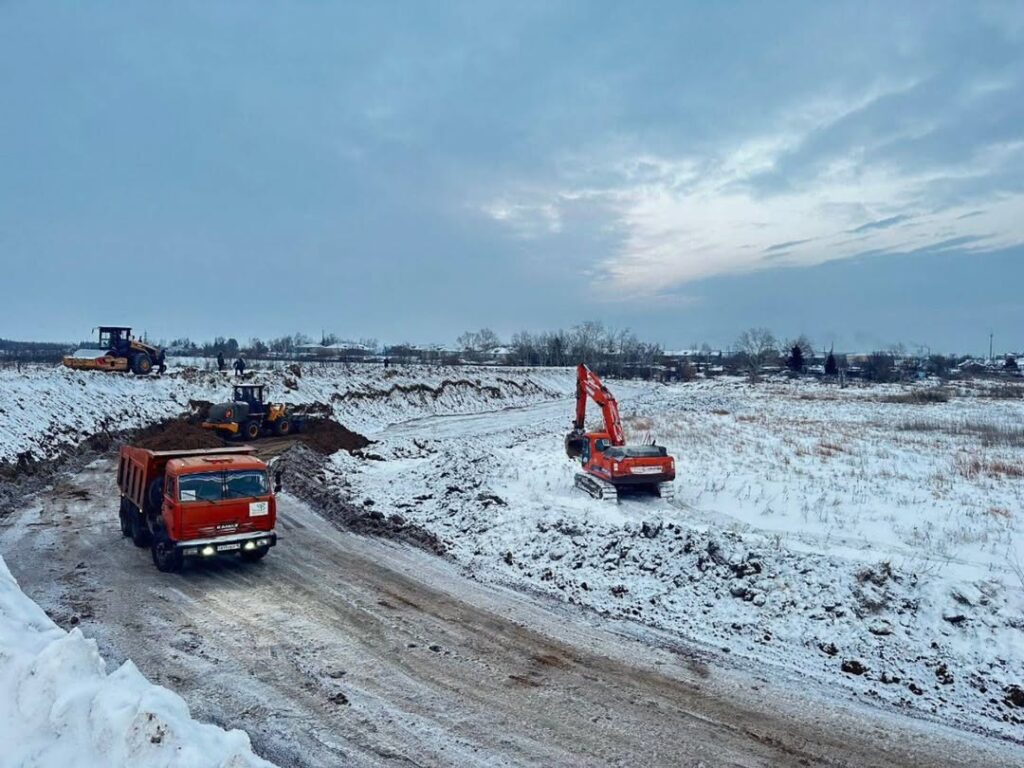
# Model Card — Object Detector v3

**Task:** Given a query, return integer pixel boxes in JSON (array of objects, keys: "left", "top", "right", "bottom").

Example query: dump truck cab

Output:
[{"left": 118, "top": 445, "right": 278, "bottom": 572}]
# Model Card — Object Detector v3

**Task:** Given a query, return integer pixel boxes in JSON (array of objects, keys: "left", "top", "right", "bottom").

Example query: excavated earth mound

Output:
[
  {"left": 300, "top": 417, "right": 369, "bottom": 454},
  {"left": 131, "top": 414, "right": 368, "bottom": 455},
  {"left": 133, "top": 420, "right": 228, "bottom": 451}
]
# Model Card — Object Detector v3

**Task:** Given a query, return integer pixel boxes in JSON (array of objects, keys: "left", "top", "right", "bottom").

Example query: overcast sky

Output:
[{"left": 1, "top": 2, "right": 1022, "bottom": 354}]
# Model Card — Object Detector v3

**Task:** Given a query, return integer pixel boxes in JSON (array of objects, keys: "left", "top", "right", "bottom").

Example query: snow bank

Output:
[
  {"left": 0, "top": 362, "right": 572, "bottom": 465},
  {"left": 0, "top": 555, "right": 275, "bottom": 768}
]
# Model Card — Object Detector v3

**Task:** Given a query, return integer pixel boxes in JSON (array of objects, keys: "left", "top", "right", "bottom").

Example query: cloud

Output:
[
  {"left": 847, "top": 215, "right": 911, "bottom": 234},
  {"left": 482, "top": 75, "right": 1024, "bottom": 299},
  {"left": 763, "top": 238, "right": 815, "bottom": 253}
]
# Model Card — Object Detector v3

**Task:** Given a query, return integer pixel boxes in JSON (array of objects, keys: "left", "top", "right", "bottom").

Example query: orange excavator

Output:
[{"left": 565, "top": 363, "right": 675, "bottom": 504}]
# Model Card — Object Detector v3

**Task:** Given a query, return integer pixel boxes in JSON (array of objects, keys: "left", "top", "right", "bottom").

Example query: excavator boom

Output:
[{"left": 572, "top": 364, "right": 625, "bottom": 445}]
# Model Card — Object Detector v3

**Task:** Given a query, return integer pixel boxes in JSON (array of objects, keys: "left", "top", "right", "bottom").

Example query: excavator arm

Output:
[{"left": 567, "top": 364, "right": 625, "bottom": 456}]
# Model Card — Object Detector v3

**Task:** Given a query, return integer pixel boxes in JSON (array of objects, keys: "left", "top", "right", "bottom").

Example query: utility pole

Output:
[{"left": 990, "top": 332, "right": 994, "bottom": 362}]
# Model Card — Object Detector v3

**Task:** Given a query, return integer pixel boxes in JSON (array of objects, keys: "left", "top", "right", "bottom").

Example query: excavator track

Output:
[{"left": 574, "top": 473, "right": 619, "bottom": 504}]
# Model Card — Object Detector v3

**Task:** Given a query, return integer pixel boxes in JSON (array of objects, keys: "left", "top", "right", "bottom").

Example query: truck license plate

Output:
[
  {"left": 218, "top": 542, "right": 241, "bottom": 551},
  {"left": 631, "top": 466, "right": 661, "bottom": 475},
  {"left": 249, "top": 501, "right": 269, "bottom": 517}
]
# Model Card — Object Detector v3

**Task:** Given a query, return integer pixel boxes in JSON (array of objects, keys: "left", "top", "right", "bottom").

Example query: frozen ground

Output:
[
  {"left": 1, "top": 459, "right": 1014, "bottom": 767},
  {"left": 0, "top": 555, "right": 274, "bottom": 768},
  {"left": 325, "top": 376, "right": 1024, "bottom": 742},
  {"left": 1, "top": 364, "right": 1022, "bottom": 764}
]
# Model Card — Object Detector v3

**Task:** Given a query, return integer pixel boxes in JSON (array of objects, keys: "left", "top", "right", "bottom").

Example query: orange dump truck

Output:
[{"left": 117, "top": 445, "right": 278, "bottom": 572}]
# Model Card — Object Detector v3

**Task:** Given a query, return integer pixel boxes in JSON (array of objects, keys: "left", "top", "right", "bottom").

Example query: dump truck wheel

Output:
[
  {"left": 274, "top": 418, "right": 292, "bottom": 436},
  {"left": 131, "top": 353, "right": 153, "bottom": 375},
  {"left": 243, "top": 421, "right": 261, "bottom": 440},
  {"left": 130, "top": 510, "right": 151, "bottom": 547},
  {"left": 119, "top": 506, "right": 131, "bottom": 537},
  {"left": 241, "top": 546, "right": 269, "bottom": 562},
  {"left": 152, "top": 535, "right": 183, "bottom": 573}
]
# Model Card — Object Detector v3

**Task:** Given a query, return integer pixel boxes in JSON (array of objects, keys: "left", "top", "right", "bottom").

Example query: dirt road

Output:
[{"left": 1, "top": 458, "right": 1016, "bottom": 767}]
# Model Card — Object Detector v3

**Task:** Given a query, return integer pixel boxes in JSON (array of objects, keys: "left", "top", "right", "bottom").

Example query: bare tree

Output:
[
  {"left": 735, "top": 328, "right": 778, "bottom": 374},
  {"left": 457, "top": 328, "right": 502, "bottom": 353}
]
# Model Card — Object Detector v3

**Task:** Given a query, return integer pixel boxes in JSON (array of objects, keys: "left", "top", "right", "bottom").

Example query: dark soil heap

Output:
[
  {"left": 134, "top": 421, "right": 226, "bottom": 451},
  {"left": 301, "top": 418, "right": 369, "bottom": 454}
]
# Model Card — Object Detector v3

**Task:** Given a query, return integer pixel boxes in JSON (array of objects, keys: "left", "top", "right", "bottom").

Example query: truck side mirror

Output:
[{"left": 273, "top": 470, "right": 283, "bottom": 493}]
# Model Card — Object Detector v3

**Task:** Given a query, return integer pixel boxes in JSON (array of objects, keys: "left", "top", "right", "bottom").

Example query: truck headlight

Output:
[
  {"left": 243, "top": 541, "right": 256, "bottom": 550},
  {"left": 201, "top": 546, "right": 215, "bottom": 556}
]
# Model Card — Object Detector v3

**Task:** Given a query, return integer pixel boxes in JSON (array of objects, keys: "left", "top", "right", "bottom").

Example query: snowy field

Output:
[{"left": 325, "top": 376, "right": 1024, "bottom": 740}]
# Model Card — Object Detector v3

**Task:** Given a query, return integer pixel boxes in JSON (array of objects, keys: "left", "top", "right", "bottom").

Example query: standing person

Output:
[
  {"left": 217, "top": 351, "right": 225, "bottom": 372},
  {"left": 234, "top": 357, "right": 246, "bottom": 376},
  {"left": 383, "top": 357, "right": 390, "bottom": 369}
]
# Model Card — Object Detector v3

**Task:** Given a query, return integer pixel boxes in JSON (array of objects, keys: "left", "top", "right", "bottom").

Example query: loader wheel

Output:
[
  {"left": 130, "top": 510, "right": 151, "bottom": 547},
  {"left": 243, "top": 421, "right": 261, "bottom": 440},
  {"left": 274, "top": 418, "right": 292, "bottom": 437},
  {"left": 131, "top": 353, "right": 153, "bottom": 375},
  {"left": 152, "top": 535, "right": 183, "bottom": 573}
]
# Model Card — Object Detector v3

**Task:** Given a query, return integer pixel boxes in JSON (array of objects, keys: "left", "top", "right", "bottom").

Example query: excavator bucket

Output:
[{"left": 565, "top": 430, "right": 585, "bottom": 460}]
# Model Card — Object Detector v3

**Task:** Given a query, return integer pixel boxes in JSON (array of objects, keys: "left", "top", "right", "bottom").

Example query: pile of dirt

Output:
[
  {"left": 301, "top": 418, "right": 369, "bottom": 454},
  {"left": 276, "top": 443, "right": 445, "bottom": 555},
  {"left": 133, "top": 420, "right": 226, "bottom": 451}
]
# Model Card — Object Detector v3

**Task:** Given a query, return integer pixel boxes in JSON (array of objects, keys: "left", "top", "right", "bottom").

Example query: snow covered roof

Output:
[
  {"left": 663, "top": 349, "right": 722, "bottom": 357},
  {"left": 297, "top": 341, "right": 373, "bottom": 352}
]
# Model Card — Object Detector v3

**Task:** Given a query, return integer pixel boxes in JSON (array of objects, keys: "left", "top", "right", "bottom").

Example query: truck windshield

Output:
[
  {"left": 224, "top": 470, "right": 270, "bottom": 499},
  {"left": 179, "top": 470, "right": 269, "bottom": 502}
]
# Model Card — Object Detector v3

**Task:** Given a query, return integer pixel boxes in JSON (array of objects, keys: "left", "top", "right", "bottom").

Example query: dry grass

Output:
[
  {"left": 896, "top": 419, "right": 1024, "bottom": 447},
  {"left": 953, "top": 453, "right": 1024, "bottom": 479},
  {"left": 880, "top": 388, "right": 951, "bottom": 404},
  {"left": 817, "top": 441, "right": 845, "bottom": 458},
  {"left": 978, "top": 384, "right": 1024, "bottom": 400},
  {"left": 626, "top": 416, "right": 654, "bottom": 431}
]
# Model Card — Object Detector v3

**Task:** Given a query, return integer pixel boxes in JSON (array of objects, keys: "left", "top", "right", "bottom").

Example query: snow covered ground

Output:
[
  {"left": 0, "top": 361, "right": 572, "bottom": 465},
  {"left": 323, "top": 376, "right": 1024, "bottom": 741},
  {"left": 0, "top": 554, "right": 274, "bottom": 768},
  {"left": 2, "top": 363, "right": 1022, "bottom": 755}
]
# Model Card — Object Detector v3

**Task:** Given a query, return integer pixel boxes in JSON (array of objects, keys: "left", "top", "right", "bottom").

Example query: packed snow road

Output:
[{"left": 1, "top": 456, "right": 1016, "bottom": 767}]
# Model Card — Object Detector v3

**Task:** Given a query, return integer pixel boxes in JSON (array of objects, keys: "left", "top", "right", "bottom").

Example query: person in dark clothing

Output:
[
  {"left": 234, "top": 357, "right": 246, "bottom": 376},
  {"left": 383, "top": 357, "right": 390, "bottom": 368},
  {"left": 217, "top": 351, "right": 225, "bottom": 372}
]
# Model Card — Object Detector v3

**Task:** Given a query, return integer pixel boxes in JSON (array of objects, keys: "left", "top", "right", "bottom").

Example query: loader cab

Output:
[
  {"left": 233, "top": 385, "right": 266, "bottom": 413},
  {"left": 98, "top": 326, "right": 132, "bottom": 353},
  {"left": 233, "top": 384, "right": 265, "bottom": 404}
]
